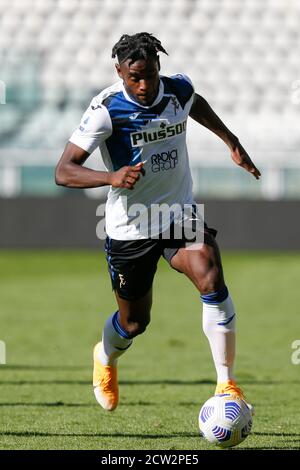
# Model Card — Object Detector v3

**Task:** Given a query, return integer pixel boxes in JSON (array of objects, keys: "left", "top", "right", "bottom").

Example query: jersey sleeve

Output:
[
  {"left": 167, "top": 73, "right": 195, "bottom": 110},
  {"left": 69, "top": 96, "right": 112, "bottom": 154},
  {"left": 174, "top": 73, "right": 195, "bottom": 92}
]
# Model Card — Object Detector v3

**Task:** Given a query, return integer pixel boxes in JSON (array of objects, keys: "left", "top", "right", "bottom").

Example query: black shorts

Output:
[{"left": 105, "top": 222, "right": 217, "bottom": 301}]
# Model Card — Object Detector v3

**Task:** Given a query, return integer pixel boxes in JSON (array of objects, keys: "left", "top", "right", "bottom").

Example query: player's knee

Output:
[
  {"left": 191, "top": 251, "right": 223, "bottom": 294},
  {"left": 126, "top": 318, "right": 150, "bottom": 337},
  {"left": 199, "top": 264, "right": 224, "bottom": 294}
]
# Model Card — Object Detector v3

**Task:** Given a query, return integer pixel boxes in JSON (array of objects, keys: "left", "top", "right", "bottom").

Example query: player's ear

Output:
[{"left": 115, "top": 63, "right": 123, "bottom": 79}]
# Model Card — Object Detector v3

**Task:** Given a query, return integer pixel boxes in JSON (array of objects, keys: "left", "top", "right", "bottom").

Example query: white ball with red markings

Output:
[{"left": 198, "top": 394, "right": 253, "bottom": 448}]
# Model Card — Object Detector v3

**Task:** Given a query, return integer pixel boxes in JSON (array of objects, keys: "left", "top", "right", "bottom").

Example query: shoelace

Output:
[
  {"left": 100, "top": 370, "right": 117, "bottom": 393},
  {"left": 222, "top": 383, "right": 245, "bottom": 398}
]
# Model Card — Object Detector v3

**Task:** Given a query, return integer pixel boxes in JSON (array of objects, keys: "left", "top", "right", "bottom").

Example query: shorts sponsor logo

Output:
[
  {"left": 119, "top": 274, "right": 126, "bottom": 288},
  {"left": 130, "top": 120, "right": 186, "bottom": 147},
  {"left": 151, "top": 149, "right": 178, "bottom": 172}
]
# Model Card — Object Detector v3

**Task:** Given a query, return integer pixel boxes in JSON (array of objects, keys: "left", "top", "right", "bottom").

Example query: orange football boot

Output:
[
  {"left": 93, "top": 342, "right": 119, "bottom": 411},
  {"left": 215, "top": 379, "right": 254, "bottom": 415}
]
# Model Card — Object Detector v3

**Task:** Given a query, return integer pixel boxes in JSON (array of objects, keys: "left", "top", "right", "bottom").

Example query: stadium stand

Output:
[{"left": 0, "top": 0, "right": 299, "bottom": 198}]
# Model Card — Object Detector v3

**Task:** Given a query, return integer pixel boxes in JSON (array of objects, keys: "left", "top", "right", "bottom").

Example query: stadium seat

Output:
[{"left": 0, "top": 0, "right": 298, "bottom": 172}]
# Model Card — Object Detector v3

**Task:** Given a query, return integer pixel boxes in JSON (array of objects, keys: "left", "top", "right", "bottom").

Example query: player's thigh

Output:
[
  {"left": 105, "top": 237, "right": 160, "bottom": 320},
  {"left": 170, "top": 233, "right": 225, "bottom": 291}
]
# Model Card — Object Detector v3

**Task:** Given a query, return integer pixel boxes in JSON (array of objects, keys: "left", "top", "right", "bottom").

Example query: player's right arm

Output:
[
  {"left": 55, "top": 142, "right": 144, "bottom": 190},
  {"left": 55, "top": 96, "right": 144, "bottom": 190}
]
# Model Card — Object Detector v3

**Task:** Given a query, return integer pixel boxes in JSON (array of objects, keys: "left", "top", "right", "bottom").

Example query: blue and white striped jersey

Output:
[{"left": 70, "top": 74, "right": 196, "bottom": 239}]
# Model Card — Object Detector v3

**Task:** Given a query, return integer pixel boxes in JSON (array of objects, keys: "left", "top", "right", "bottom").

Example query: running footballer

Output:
[{"left": 56, "top": 33, "right": 260, "bottom": 411}]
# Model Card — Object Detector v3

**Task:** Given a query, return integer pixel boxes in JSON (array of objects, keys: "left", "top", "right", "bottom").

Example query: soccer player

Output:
[{"left": 55, "top": 33, "right": 260, "bottom": 411}]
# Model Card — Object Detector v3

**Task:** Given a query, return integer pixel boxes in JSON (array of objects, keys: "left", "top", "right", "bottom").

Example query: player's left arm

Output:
[{"left": 189, "top": 93, "right": 261, "bottom": 180}]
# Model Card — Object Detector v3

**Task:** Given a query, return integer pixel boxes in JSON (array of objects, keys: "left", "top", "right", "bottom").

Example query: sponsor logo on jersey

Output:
[
  {"left": 151, "top": 149, "right": 178, "bottom": 172},
  {"left": 130, "top": 120, "right": 186, "bottom": 147},
  {"left": 129, "top": 112, "right": 142, "bottom": 120},
  {"left": 91, "top": 104, "right": 102, "bottom": 110}
]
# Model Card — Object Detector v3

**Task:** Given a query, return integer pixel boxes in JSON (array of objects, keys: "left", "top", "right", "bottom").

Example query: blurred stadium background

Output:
[
  {"left": 1, "top": 0, "right": 300, "bottom": 451},
  {"left": 0, "top": 0, "right": 300, "bottom": 247}
]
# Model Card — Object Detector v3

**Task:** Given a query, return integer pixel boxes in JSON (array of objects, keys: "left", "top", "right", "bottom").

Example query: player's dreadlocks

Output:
[{"left": 112, "top": 32, "right": 168, "bottom": 65}]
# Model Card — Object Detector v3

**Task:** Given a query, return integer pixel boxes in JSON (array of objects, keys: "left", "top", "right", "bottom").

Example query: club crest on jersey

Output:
[
  {"left": 130, "top": 120, "right": 187, "bottom": 147},
  {"left": 171, "top": 96, "right": 180, "bottom": 115}
]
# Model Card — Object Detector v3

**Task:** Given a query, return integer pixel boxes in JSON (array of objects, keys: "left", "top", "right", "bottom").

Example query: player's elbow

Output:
[{"left": 55, "top": 164, "right": 69, "bottom": 187}]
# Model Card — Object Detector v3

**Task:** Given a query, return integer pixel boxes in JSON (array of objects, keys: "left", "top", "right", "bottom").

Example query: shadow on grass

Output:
[
  {"left": 2, "top": 365, "right": 89, "bottom": 371},
  {"left": 0, "top": 401, "right": 195, "bottom": 407},
  {"left": 0, "top": 431, "right": 299, "bottom": 450},
  {"left": 0, "top": 380, "right": 91, "bottom": 385},
  {"left": 239, "top": 446, "right": 299, "bottom": 450},
  {"left": 0, "top": 431, "right": 199, "bottom": 439},
  {"left": 2, "top": 367, "right": 300, "bottom": 386},
  {"left": 252, "top": 432, "right": 300, "bottom": 437},
  {"left": 1, "top": 377, "right": 300, "bottom": 386},
  {"left": 0, "top": 379, "right": 215, "bottom": 385},
  {"left": 1, "top": 431, "right": 299, "bottom": 448},
  {"left": 0, "top": 402, "right": 93, "bottom": 407}
]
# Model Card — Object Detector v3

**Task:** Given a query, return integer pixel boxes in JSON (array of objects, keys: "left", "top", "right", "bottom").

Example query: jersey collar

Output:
[{"left": 122, "top": 79, "right": 164, "bottom": 109}]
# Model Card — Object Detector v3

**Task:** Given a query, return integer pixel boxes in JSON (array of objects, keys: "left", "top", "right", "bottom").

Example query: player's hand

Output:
[
  {"left": 231, "top": 143, "right": 261, "bottom": 180},
  {"left": 108, "top": 162, "right": 145, "bottom": 190}
]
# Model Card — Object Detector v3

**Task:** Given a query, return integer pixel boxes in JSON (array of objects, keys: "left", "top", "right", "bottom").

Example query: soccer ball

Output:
[{"left": 198, "top": 395, "right": 253, "bottom": 448}]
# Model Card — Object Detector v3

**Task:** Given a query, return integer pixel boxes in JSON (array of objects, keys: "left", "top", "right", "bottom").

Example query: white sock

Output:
[
  {"left": 201, "top": 287, "right": 236, "bottom": 383},
  {"left": 98, "top": 311, "right": 133, "bottom": 367}
]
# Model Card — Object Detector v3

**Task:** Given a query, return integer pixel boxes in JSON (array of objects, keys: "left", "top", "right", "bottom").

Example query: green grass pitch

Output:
[{"left": 0, "top": 250, "right": 299, "bottom": 450}]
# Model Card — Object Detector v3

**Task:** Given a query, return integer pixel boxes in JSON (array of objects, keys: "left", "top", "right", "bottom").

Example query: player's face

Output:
[{"left": 116, "top": 57, "right": 160, "bottom": 106}]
